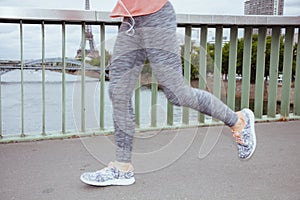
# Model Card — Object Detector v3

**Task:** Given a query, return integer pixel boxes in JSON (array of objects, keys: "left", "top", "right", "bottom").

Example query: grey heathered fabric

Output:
[{"left": 109, "top": 1, "right": 238, "bottom": 163}]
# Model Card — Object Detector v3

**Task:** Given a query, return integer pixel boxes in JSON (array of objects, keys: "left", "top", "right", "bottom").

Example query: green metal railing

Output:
[{"left": 0, "top": 7, "right": 299, "bottom": 142}]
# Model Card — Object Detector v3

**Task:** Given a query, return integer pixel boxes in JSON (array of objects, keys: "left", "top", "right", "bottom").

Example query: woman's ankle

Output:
[
  {"left": 231, "top": 111, "right": 245, "bottom": 132},
  {"left": 110, "top": 161, "right": 134, "bottom": 172}
]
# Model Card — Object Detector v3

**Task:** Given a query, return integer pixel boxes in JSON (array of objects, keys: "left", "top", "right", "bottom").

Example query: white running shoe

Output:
[
  {"left": 234, "top": 108, "right": 257, "bottom": 160},
  {"left": 80, "top": 162, "right": 135, "bottom": 186}
]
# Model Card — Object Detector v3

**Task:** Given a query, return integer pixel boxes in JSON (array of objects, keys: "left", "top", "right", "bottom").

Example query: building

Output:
[
  {"left": 244, "top": 1, "right": 251, "bottom": 15},
  {"left": 244, "top": 0, "right": 284, "bottom": 15},
  {"left": 244, "top": 0, "right": 285, "bottom": 35}
]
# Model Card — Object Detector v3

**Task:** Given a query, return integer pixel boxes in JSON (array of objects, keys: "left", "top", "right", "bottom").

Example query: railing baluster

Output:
[
  {"left": 167, "top": 99, "right": 173, "bottom": 126},
  {"left": 267, "top": 26, "right": 281, "bottom": 118},
  {"left": 294, "top": 27, "right": 300, "bottom": 116},
  {"left": 41, "top": 21, "right": 46, "bottom": 135},
  {"left": 280, "top": 27, "right": 295, "bottom": 118},
  {"left": 62, "top": 22, "right": 66, "bottom": 134},
  {"left": 135, "top": 75, "right": 141, "bottom": 128},
  {"left": 213, "top": 26, "right": 223, "bottom": 101},
  {"left": 81, "top": 23, "right": 86, "bottom": 132},
  {"left": 0, "top": 68, "right": 2, "bottom": 138},
  {"left": 212, "top": 26, "right": 224, "bottom": 123},
  {"left": 227, "top": 26, "right": 238, "bottom": 110},
  {"left": 254, "top": 26, "right": 267, "bottom": 118},
  {"left": 151, "top": 73, "right": 158, "bottom": 127},
  {"left": 20, "top": 20, "right": 25, "bottom": 137},
  {"left": 241, "top": 27, "right": 253, "bottom": 109},
  {"left": 198, "top": 26, "right": 207, "bottom": 124},
  {"left": 183, "top": 26, "right": 192, "bottom": 124},
  {"left": 100, "top": 23, "right": 105, "bottom": 130}
]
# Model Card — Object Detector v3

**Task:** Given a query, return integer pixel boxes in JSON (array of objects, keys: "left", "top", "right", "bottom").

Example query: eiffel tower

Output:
[{"left": 75, "top": 0, "right": 99, "bottom": 60}]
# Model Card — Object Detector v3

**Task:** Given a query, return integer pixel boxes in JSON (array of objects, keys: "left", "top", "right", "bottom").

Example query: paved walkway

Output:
[{"left": 1, "top": 121, "right": 299, "bottom": 200}]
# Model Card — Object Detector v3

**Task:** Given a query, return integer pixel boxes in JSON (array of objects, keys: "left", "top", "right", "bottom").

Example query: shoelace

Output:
[{"left": 96, "top": 164, "right": 115, "bottom": 174}]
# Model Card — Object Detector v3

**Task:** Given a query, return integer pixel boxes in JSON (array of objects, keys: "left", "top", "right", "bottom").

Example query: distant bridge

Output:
[
  {"left": 1, "top": 58, "right": 99, "bottom": 70},
  {"left": 0, "top": 58, "right": 109, "bottom": 79}
]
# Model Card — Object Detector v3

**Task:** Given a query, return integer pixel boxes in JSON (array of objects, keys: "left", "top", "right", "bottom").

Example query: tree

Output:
[
  {"left": 236, "top": 38, "right": 244, "bottom": 76},
  {"left": 88, "top": 50, "right": 111, "bottom": 67},
  {"left": 292, "top": 42, "right": 298, "bottom": 77},
  {"left": 180, "top": 43, "right": 201, "bottom": 80},
  {"left": 206, "top": 43, "right": 215, "bottom": 74},
  {"left": 264, "top": 35, "right": 272, "bottom": 80},
  {"left": 221, "top": 42, "right": 230, "bottom": 80},
  {"left": 155, "top": 33, "right": 297, "bottom": 83}
]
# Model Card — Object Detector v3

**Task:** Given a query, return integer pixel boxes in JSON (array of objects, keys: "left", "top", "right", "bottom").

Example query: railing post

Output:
[
  {"left": 20, "top": 20, "right": 25, "bottom": 137},
  {"left": 167, "top": 99, "right": 173, "bottom": 126},
  {"left": 267, "top": 26, "right": 281, "bottom": 118},
  {"left": 254, "top": 26, "right": 267, "bottom": 118},
  {"left": 135, "top": 75, "right": 141, "bottom": 128},
  {"left": 280, "top": 27, "right": 295, "bottom": 118},
  {"left": 151, "top": 73, "right": 158, "bottom": 127},
  {"left": 41, "top": 21, "right": 46, "bottom": 135},
  {"left": 62, "top": 22, "right": 66, "bottom": 134},
  {"left": 212, "top": 25, "right": 224, "bottom": 122},
  {"left": 0, "top": 70, "right": 2, "bottom": 138},
  {"left": 213, "top": 26, "right": 223, "bottom": 101},
  {"left": 294, "top": 27, "right": 300, "bottom": 116},
  {"left": 100, "top": 23, "right": 105, "bottom": 130},
  {"left": 198, "top": 26, "right": 207, "bottom": 124},
  {"left": 241, "top": 26, "right": 253, "bottom": 109},
  {"left": 81, "top": 23, "right": 86, "bottom": 132},
  {"left": 227, "top": 26, "right": 238, "bottom": 110},
  {"left": 183, "top": 25, "right": 192, "bottom": 124}
]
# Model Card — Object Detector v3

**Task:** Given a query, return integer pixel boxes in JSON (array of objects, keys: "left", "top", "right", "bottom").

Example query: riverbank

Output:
[
  {"left": 79, "top": 70, "right": 294, "bottom": 104},
  {"left": 139, "top": 73, "right": 294, "bottom": 104},
  {"left": 190, "top": 77, "right": 294, "bottom": 104}
]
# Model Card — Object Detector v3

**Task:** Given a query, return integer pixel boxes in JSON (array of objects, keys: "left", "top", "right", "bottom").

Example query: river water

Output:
[{"left": 1, "top": 70, "right": 201, "bottom": 136}]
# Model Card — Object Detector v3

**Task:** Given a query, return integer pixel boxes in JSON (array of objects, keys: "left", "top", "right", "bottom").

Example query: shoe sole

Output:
[
  {"left": 80, "top": 175, "right": 135, "bottom": 186},
  {"left": 241, "top": 108, "right": 257, "bottom": 160}
]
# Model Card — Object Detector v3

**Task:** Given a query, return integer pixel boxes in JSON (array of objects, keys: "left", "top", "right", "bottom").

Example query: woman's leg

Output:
[
  {"left": 109, "top": 20, "right": 147, "bottom": 163},
  {"left": 141, "top": 2, "right": 238, "bottom": 127},
  {"left": 140, "top": 2, "right": 256, "bottom": 161},
  {"left": 80, "top": 19, "right": 146, "bottom": 187}
]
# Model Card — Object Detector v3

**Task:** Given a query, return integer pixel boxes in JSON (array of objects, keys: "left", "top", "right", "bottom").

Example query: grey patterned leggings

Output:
[{"left": 109, "top": 1, "right": 238, "bottom": 163}]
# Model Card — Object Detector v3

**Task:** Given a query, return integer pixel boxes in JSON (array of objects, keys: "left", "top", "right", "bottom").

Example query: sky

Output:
[
  {"left": 0, "top": 0, "right": 299, "bottom": 60},
  {"left": 0, "top": 0, "right": 300, "bottom": 15}
]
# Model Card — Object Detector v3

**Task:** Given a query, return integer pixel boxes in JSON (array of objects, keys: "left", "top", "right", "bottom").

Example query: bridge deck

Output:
[{"left": 0, "top": 120, "right": 299, "bottom": 200}]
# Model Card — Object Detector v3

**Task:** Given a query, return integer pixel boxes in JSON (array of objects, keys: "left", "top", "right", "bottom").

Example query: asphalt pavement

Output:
[{"left": 1, "top": 120, "right": 299, "bottom": 200}]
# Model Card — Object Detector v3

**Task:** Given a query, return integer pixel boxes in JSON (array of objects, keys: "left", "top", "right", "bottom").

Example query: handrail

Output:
[{"left": 0, "top": 7, "right": 299, "bottom": 26}]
